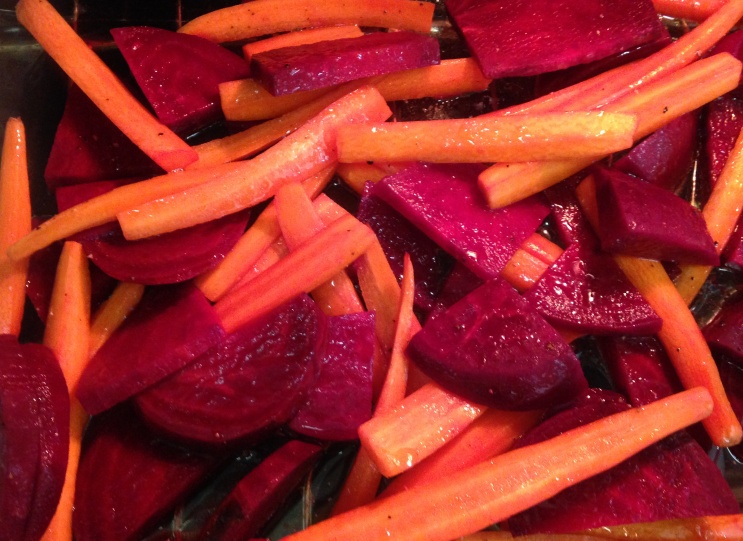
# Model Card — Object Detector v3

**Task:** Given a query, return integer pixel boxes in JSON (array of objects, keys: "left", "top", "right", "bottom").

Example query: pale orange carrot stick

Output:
[
  {"left": 243, "top": 25, "right": 363, "bottom": 61},
  {"left": 118, "top": 86, "right": 392, "bottom": 240},
  {"left": 232, "top": 236, "right": 290, "bottom": 291},
  {"left": 88, "top": 282, "right": 146, "bottom": 357},
  {"left": 0, "top": 118, "right": 31, "bottom": 336},
  {"left": 584, "top": 514, "right": 743, "bottom": 541},
  {"left": 179, "top": 0, "right": 435, "bottom": 42},
  {"left": 652, "top": 0, "right": 728, "bottom": 21},
  {"left": 501, "top": 233, "right": 564, "bottom": 293},
  {"left": 220, "top": 80, "right": 330, "bottom": 122},
  {"left": 337, "top": 112, "right": 639, "bottom": 164},
  {"left": 336, "top": 162, "right": 391, "bottom": 193},
  {"left": 283, "top": 387, "right": 714, "bottom": 541},
  {"left": 576, "top": 176, "right": 742, "bottom": 447},
  {"left": 16, "top": 0, "right": 196, "bottom": 172}
]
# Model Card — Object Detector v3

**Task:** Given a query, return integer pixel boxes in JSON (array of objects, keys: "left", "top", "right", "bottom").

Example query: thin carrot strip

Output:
[
  {"left": 215, "top": 214, "right": 375, "bottom": 333},
  {"left": 119, "top": 86, "right": 392, "bottom": 240},
  {"left": 232, "top": 236, "right": 290, "bottom": 291},
  {"left": 88, "top": 282, "right": 146, "bottom": 357},
  {"left": 336, "top": 162, "right": 390, "bottom": 193},
  {"left": 501, "top": 233, "right": 563, "bottom": 293},
  {"left": 243, "top": 25, "right": 363, "bottom": 61},
  {"left": 16, "top": 0, "right": 196, "bottom": 172},
  {"left": 576, "top": 176, "right": 742, "bottom": 447},
  {"left": 585, "top": 514, "right": 743, "bottom": 541},
  {"left": 195, "top": 166, "right": 334, "bottom": 301},
  {"left": 178, "top": 0, "right": 435, "bottom": 42},
  {"left": 337, "top": 112, "right": 639, "bottom": 164},
  {"left": 479, "top": 52, "right": 741, "bottom": 208},
  {"left": 0, "top": 118, "right": 31, "bottom": 336},
  {"left": 651, "top": 0, "right": 728, "bottom": 21},
  {"left": 283, "top": 387, "right": 714, "bottom": 541},
  {"left": 220, "top": 79, "right": 329, "bottom": 122}
]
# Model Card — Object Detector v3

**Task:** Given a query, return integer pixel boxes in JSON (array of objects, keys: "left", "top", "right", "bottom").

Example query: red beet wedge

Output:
[{"left": 703, "top": 297, "right": 743, "bottom": 366}]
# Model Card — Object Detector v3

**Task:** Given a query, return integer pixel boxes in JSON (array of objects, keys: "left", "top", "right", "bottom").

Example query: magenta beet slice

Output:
[
  {"left": 706, "top": 95, "right": 743, "bottom": 186},
  {"left": 198, "top": 440, "right": 323, "bottom": 541},
  {"left": 288, "top": 312, "right": 375, "bottom": 441},
  {"left": 251, "top": 31, "right": 440, "bottom": 96},
  {"left": 594, "top": 166, "right": 719, "bottom": 265},
  {"left": 522, "top": 241, "right": 661, "bottom": 335},
  {"left": 507, "top": 389, "right": 739, "bottom": 534},
  {"left": 614, "top": 112, "right": 699, "bottom": 192},
  {"left": 719, "top": 358, "right": 743, "bottom": 461},
  {"left": 76, "top": 284, "right": 225, "bottom": 415},
  {"left": 703, "top": 298, "right": 743, "bottom": 366},
  {"left": 445, "top": 0, "right": 662, "bottom": 78},
  {"left": 373, "top": 163, "right": 550, "bottom": 280},
  {"left": 44, "top": 85, "right": 160, "bottom": 189},
  {"left": 135, "top": 295, "right": 324, "bottom": 445},
  {"left": 73, "top": 405, "right": 224, "bottom": 541},
  {"left": 425, "top": 262, "right": 484, "bottom": 322},
  {"left": 724, "top": 219, "right": 743, "bottom": 269},
  {"left": 0, "top": 336, "right": 69, "bottom": 541},
  {"left": 111, "top": 26, "right": 251, "bottom": 134},
  {"left": 407, "top": 278, "right": 587, "bottom": 410}
]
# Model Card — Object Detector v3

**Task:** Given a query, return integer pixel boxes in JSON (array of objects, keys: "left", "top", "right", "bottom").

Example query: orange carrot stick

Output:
[
  {"left": 336, "top": 162, "right": 391, "bottom": 193},
  {"left": 585, "top": 514, "right": 743, "bottom": 541},
  {"left": 501, "top": 233, "right": 564, "bottom": 293},
  {"left": 220, "top": 80, "right": 330, "bottom": 122},
  {"left": 283, "top": 387, "right": 714, "bottom": 541},
  {"left": 232, "top": 236, "right": 290, "bottom": 291},
  {"left": 0, "top": 118, "right": 31, "bottom": 336},
  {"left": 16, "top": 0, "right": 196, "bottom": 172},
  {"left": 576, "top": 176, "right": 742, "bottom": 447},
  {"left": 118, "top": 86, "right": 392, "bottom": 240},
  {"left": 88, "top": 282, "right": 146, "bottom": 357},
  {"left": 178, "top": 0, "right": 435, "bottom": 42},
  {"left": 243, "top": 25, "right": 363, "bottom": 61},
  {"left": 337, "top": 112, "right": 639, "bottom": 164},
  {"left": 651, "top": 0, "right": 728, "bottom": 21}
]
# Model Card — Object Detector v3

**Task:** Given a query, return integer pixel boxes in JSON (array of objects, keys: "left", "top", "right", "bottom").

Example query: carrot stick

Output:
[
  {"left": 283, "top": 387, "right": 714, "bottom": 541},
  {"left": 336, "top": 162, "right": 391, "bottom": 193},
  {"left": 215, "top": 213, "right": 375, "bottom": 333},
  {"left": 118, "top": 86, "right": 392, "bottom": 240},
  {"left": 651, "top": 0, "right": 728, "bottom": 21},
  {"left": 584, "top": 514, "right": 743, "bottom": 541},
  {"left": 479, "top": 52, "right": 741, "bottom": 208},
  {"left": 675, "top": 125, "right": 743, "bottom": 304},
  {"left": 88, "top": 282, "right": 146, "bottom": 357},
  {"left": 15, "top": 0, "right": 196, "bottom": 172},
  {"left": 243, "top": 25, "right": 363, "bottom": 61},
  {"left": 337, "top": 112, "right": 639, "bottom": 164},
  {"left": 500, "top": 233, "right": 563, "bottom": 293},
  {"left": 178, "top": 0, "right": 435, "bottom": 42},
  {"left": 576, "top": 176, "right": 742, "bottom": 447},
  {"left": 0, "top": 118, "right": 31, "bottom": 336},
  {"left": 220, "top": 79, "right": 330, "bottom": 122}
]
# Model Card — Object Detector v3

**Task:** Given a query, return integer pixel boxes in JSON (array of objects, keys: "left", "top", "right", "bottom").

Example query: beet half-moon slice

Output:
[{"left": 135, "top": 294, "right": 325, "bottom": 445}]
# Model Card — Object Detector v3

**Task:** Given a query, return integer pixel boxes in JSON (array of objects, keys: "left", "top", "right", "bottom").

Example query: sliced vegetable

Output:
[
  {"left": 243, "top": 25, "right": 363, "bottom": 61},
  {"left": 88, "top": 282, "right": 146, "bottom": 357}
]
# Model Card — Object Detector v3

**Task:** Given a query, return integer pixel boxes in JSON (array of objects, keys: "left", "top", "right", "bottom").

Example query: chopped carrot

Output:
[
  {"left": 337, "top": 112, "right": 639, "bottom": 164},
  {"left": 576, "top": 176, "right": 743, "bottom": 448},
  {"left": 500, "top": 233, "right": 563, "bottom": 293},
  {"left": 479, "top": 52, "right": 741, "bottom": 208},
  {"left": 0, "top": 118, "right": 31, "bottom": 336},
  {"left": 651, "top": 0, "right": 728, "bottom": 21},
  {"left": 336, "top": 162, "right": 391, "bottom": 193},
  {"left": 232, "top": 236, "right": 290, "bottom": 291},
  {"left": 88, "top": 282, "right": 146, "bottom": 357},
  {"left": 16, "top": 0, "right": 196, "bottom": 172},
  {"left": 118, "top": 86, "right": 392, "bottom": 240},
  {"left": 243, "top": 25, "right": 363, "bottom": 62},
  {"left": 330, "top": 447, "right": 382, "bottom": 517},
  {"left": 178, "top": 0, "right": 435, "bottom": 42},
  {"left": 284, "top": 387, "right": 714, "bottom": 541},
  {"left": 584, "top": 514, "right": 743, "bottom": 541},
  {"left": 215, "top": 213, "right": 376, "bottom": 333},
  {"left": 220, "top": 79, "right": 330, "bottom": 122}
]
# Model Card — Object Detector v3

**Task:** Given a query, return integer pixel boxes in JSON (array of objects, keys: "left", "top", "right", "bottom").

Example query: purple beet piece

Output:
[
  {"left": 288, "top": 312, "right": 375, "bottom": 441},
  {"left": 614, "top": 112, "right": 699, "bottom": 193},
  {"left": 706, "top": 95, "right": 743, "bottom": 186},
  {"left": 44, "top": 85, "right": 160, "bottom": 189},
  {"left": 703, "top": 297, "right": 743, "bottom": 366},
  {"left": 357, "top": 183, "right": 454, "bottom": 314},
  {"left": 522, "top": 241, "right": 661, "bottom": 335},
  {"left": 0, "top": 336, "right": 69, "bottom": 541},
  {"left": 724, "top": 218, "right": 743, "bottom": 269},
  {"left": 76, "top": 284, "right": 225, "bottom": 415},
  {"left": 407, "top": 278, "right": 587, "bottom": 410},
  {"left": 719, "top": 357, "right": 743, "bottom": 462},
  {"left": 425, "top": 261, "right": 484, "bottom": 322},
  {"left": 543, "top": 174, "right": 595, "bottom": 247},
  {"left": 507, "top": 388, "right": 739, "bottom": 534},
  {"left": 111, "top": 26, "right": 251, "bottom": 135},
  {"left": 251, "top": 31, "right": 440, "bottom": 96},
  {"left": 594, "top": 166, "right": 719, "bottom": 265},
  {"left": 135, "top": 295, "right": 324, "bottom": 445},
  {"left": 73, "top": 405, "right": 224, "bottom": 541},
  {"left": 198, "top": 440, "right": 323, "bottom": 541},
  {"left": 373, "top": 163, "right": 550, "bottom": 280},
  {"left": 445, "top": 0, "right": 663, "bottom": 79}
]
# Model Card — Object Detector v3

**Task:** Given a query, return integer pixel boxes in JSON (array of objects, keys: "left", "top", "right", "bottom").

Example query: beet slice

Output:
[
  {"left": 706, "top": 95, "right": 743, "bottom": 187},
  {"left": 0, "top": 336, "right": 69, "bottom": 541},
  {"left": 724, "top": 219, "right": 743, "bottom": 269},
  {"left": 507, "top": 389, "right": 739, "bottom": 534},
  {"left": 719, "top": 358, "right": 743, "bottom": 462},
  {"left": 407, "top": 278, "right": 587, "bottom": 410},
  {"left": 73, "top": 405, "right": 224, "bottom": 541},
  {"left": 250, "top": 31, "right": 440, "bottom": 96},
  {"left": 288, "top": 312, "right": 375, "bottom": 441},
  {"left": 703, "top": 297, "right": 743, "bottom": 366},
  {"left": 198, "top": 440, "right": 323, "bottom": 541},
  {"left": 594, "top": 166, "right": 719, "bottom": 265},
  {"left": 135, "top": 295, "right": 324, "bottom": 445},
  {"left": 445, "top": 0, "right": 663, "bottom": 79},
  {"left": 373, "top": 163, "right": 550, "bottom": 280},
  {"left": 111, "top": 26, "right": 251, "bottom": 135},
  {"left": 76, "top": 284, "right": 225, "bottom": 415}
]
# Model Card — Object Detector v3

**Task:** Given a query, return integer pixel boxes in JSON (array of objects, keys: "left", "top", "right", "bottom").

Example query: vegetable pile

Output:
[{"left": 1, "top": 0, "right": 743, "bottom": 539}]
